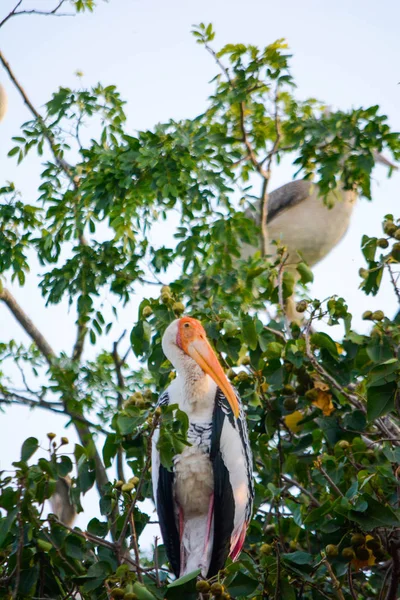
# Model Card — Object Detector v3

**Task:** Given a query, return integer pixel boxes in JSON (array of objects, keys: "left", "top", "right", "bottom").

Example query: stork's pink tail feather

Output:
[{"left": 229, "top": 521, "right": 248, "bottom": 561}]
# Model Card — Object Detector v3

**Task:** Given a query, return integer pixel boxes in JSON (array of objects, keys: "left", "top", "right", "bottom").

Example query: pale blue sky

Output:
[{"left": 0, "top": 0, "right": 399, "bottom": 536}]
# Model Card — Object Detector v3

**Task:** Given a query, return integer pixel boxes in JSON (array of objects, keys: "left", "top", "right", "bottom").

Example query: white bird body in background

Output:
[
  {"left": 242, "top": 180, "right": 356, "bottom": 268},
  {"left": 152, "top": 317, "right": 253, "bottom": 578},
  {"left": 243, "top": 153, "right": 395, "bottom": 270}
]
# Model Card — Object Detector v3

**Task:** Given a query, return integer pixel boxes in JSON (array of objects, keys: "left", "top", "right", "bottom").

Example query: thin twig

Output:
[
  {"left": 315, "top": 459, "right": 344, "bottom": 498},
  {"left": 0, "top": 49, "right": 75, "bottom": 182},
  {"left": 117, "top": 414, "right": 160, "bottom": 550},
  {"left": 0, "top": 0, "right": 71, "bottom": 28},
  {"left": 277, "top": 252, "right": 291, "bottom": 337},
  {"left": 322, "top": 555, "right": 345, "bottom": 600},
  {"left": 129, "top": 512, "right": 143, "bottom": 582},
  {"left": 0, "top": 392, "right": 111, "bottom": 435},
  {"left": 282, "top": 474, "right": 321, "bottom": 507},
  {"left": 388, "top": 264, "right": 400, "bottom": 305},
  {"left": 0, "top": 0, "right": 23, "bottom": 29},
  {"left": 347, "top": 564, "right": 357, "bottom": 600}
]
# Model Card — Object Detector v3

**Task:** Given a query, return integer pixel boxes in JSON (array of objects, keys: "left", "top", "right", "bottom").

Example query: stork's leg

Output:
[{"left": 201, "top": 493, "right": 214, "bottom": 566}]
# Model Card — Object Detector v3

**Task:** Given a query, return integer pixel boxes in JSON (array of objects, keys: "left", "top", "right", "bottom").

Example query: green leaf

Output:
[
  {"left": 166, "top": 569, "right": 200, "bottom": 600},
  {"left": 241, "top": 315, "right": 258, "bottom": 350},
  {"left": 348, "top": 495, "right": 400, "bottom": 528},
  {"left": 296, "top": 262, "right": 314, "bottom": 284},
  {"left": 0, "top": 508, "right": 18, "bottom": 547},
  {"left": 367, "top": 382, "right": 397, "bottom": 421},
  {"left": 167, "top": 569, "right": 201, "bottom": 588},
  {"left": 87, "top": 518, "right": 109, "bottom": 537},
  {"left": 282, "top": 551, "right": 313, "bottom": 565},
  {"left": 21, "top": 437, "right": 39, "bottom": 462},
  {"left": 133, "top": 581, "right": 158, "bottom": 599},
  {"left": 131, "top": 320, "right": 152, "bottom": 357},
  {"left": 227, "top": 572, "right": 259, "bottom": 597},
  {"left": 310, "top": 332, "right": 338, "bottom": 358}
]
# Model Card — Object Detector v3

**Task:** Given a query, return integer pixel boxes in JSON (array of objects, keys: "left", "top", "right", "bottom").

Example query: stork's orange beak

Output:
[{"left": 178, "top": 317, "right": 240, "bottom": 418}]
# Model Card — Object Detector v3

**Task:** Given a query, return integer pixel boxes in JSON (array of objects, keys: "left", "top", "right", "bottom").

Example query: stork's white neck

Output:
[
  {"left": 162, "top": 321, "right": 217, "bottom": 418},
  {"left": 167, "top": 348, "right": 217, "bottom": 417}
]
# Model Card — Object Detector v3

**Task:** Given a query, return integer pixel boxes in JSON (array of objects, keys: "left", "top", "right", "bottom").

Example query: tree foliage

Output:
[{"left": 1, "top": 9, "right": 400, "bottom": 600}]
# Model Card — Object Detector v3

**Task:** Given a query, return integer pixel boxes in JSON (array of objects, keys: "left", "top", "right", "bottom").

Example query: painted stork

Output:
[{"left": 152, "top": 317, "right": 253, "bottom": 578}]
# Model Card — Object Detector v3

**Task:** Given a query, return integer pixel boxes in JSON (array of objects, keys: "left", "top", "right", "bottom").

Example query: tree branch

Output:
[
  {"left": 388, "top": 264, "right": 400, "bottom": 306},
  {"left": 282, "top": 474, "right": 321, "bottom": 507},
  {"left": 0, "top": 391, "right": 111, "bottom": 435},
  {"left": 0, "top": 287, "right": 111, "bottom": 504},
  {"left": 0, "top": 1, "right": 72, "bottom": 30},
  {"left": 0, "top": 49, "right": 76, "bottom": 183},
  {"left": 0, "top": 287, "right": 56, "bottom": 364}
]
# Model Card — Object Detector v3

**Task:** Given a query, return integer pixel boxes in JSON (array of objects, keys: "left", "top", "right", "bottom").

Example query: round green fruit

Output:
[
  {"left": 383, "top": 221, "right": 397, "bottom": 236},
  {"left": 342, "top": 547, "right": 355, "bottom": 561},
  {"left": 355, "top": 547, "right": 370, "bottom": 561},
  {"left": 111, "top": 589, "right": 125, "bottom": 599},
  {"left": 296, "top": 300, "right": 308, "bottom": 313},
  {"left": 161, "top": 292, "right": 171, "bottom": 304},
  {"left": 210, "top": 583, "right": 224, "bottom": 596},
  {"left": 172, "top": 301, "right": 185, "bottom": 315},
  {"left": 366, "top": 538, "right": 381, "bottom": 552},
  {"left": 362, "top": 310, "right": 373, "bottom": 320},
  {"left": 337, "top": 440, "right": 350, "bottom": 450},
  {"left": 142, "top": 306, "right": 152, "bottom": 318},
  {"left": 283, "top": 398, "right": 297, "bottom": 411},
  {"left": 371, "top": 310, "right": 384, "bottom": 321},
  {"left": 325, "top": 544, "right": 339, "bottom": 558},
  {"left": 351, "top": 533, "right": 366, "bottom": 547},
  {"left": 377, "top": 238, "right": 389, "bottom": 248},
  {"left": 260, "top": 543, "right": 273, "bottom": 555},
  {"left": 196, "top": 580, "right": 211, "bottom": 593}
]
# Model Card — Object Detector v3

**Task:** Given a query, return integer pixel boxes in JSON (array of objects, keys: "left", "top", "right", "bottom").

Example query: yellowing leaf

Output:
[
  {"left": 352, "top": 536, "right": 375, "bottom": 571},
  {"left": 284, "top": 411, "right": 303, "bottom": 433},
  {"left": 312, "top": 389, "right": 334, "bottom": 416}
]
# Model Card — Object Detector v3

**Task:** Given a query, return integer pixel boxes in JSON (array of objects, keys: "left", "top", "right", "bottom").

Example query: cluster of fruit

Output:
[
  {"left": 326, "top": 533, "right": 386, "bottom": 564},
  {"left": 196, "top": 580, "right": 230, "bottom": 599},
  {"left": 142, "top": 286, "right": 185, "bottom": 319}
]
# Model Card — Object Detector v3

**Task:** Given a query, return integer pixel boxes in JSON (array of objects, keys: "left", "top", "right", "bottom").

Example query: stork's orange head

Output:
[{"left": 174, "top": 316, "right": 239, "bottom": 418}]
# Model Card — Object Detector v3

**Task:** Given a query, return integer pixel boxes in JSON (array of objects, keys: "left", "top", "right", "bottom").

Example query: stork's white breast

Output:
[{"left": 174, "top": 445, "right": 213, "bottom": 516}]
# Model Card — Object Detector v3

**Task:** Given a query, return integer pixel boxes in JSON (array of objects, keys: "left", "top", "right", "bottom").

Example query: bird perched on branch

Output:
[
  {"left": 152, "top": 317, "right": 253, "bottom": 578},
  {"left": 241, "top": 153, "right": 396, "bottom": 320},
  {"left": 0, "top": 83, "right": 8, "bottom": 122},
  {"left": 243, "top": 153, "right": 396, "bottom": 268}
]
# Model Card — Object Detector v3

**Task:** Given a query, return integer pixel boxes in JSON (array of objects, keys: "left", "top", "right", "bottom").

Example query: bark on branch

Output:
[
  {"left": 0, "top": 49, "right": 75, "bottom": 183},
  {"left": 0, "top": 287, "right": 56, "bottom": 363}
]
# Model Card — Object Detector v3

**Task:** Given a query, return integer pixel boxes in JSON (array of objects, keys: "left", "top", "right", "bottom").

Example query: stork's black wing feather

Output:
[
  {"left": 207, "top": 392, "right": 235, "bottom": 577},
  {"left": 152, "top": 391, "right": 181, "bottom": 578},
  {"left": 157, "top": 465, "right": 180, "bottom": 577}
]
